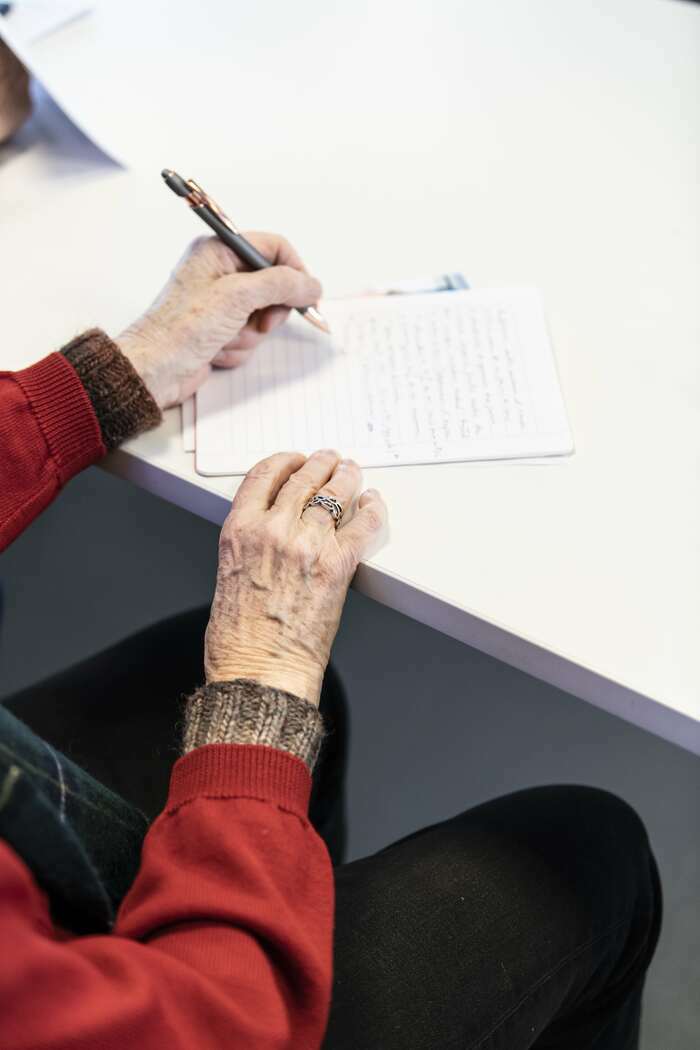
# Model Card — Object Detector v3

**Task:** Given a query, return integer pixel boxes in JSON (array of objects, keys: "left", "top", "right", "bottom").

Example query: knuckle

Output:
[
  {"left": 284, "top": 471, "right": 307, "bottom": 488},
  {"left": 203, "top": 236, "right": 236, "bottom": 269},
  {"left": 242, "top": 229, "right": 270, "bottom": 247},
  {"left": 244, "top": 469, "right": 271, "bottom": 485},
  {"left": 246, "top": 455, "right": 276, "bottom": 479},
  {"left": 183, "top": 235, "right": 233, "bottom": 275},
  {"left": 246, "top": 450, "right": 303, "bottom": 487},
  {"left": 266, "top": 231, "right": 292, "bottom": 257},
  {"left": 187, "top": 235, "right": 212, "bottom": 257}
]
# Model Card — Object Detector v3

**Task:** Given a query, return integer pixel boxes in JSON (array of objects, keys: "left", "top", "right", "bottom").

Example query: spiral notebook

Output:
[{"left": 194, "top": 288, "right": 573, "bottom": 476}]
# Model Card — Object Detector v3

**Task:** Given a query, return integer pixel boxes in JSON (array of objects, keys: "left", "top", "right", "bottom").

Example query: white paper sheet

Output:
[{"left": 195, "top": 289, "right": 574, "bottom": 476}]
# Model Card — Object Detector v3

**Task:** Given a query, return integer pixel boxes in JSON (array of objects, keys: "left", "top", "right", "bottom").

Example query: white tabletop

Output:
[{"left": 1, "top": 0, "right": 699, "bottom": 754}]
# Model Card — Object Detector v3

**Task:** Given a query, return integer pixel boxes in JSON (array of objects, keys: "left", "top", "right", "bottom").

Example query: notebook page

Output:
[{"left": 195, "top": 288, "right": 573, "bottom": 476}]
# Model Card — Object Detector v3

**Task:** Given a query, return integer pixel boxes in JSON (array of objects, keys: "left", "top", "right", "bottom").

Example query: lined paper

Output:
[{"left": 195, "top": 289, "right": 573, "bottom": 476}]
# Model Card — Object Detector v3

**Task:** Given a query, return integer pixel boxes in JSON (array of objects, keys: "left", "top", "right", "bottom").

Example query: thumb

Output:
[{"left": 217, "top": 266, "right": 323, "bottom": 316}]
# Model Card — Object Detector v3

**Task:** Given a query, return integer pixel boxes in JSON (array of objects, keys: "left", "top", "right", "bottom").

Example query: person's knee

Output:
[
  {"left": 560, "top": 783, "right": 644, "bottom": 828},
  {"left": 475, "top": 784, "right": 657, "bottom": 924},
  {"left": 534, "top": 785, "right": 659, "bottom": 932},
  {"left": 554, "top": 785, "right": 651, "bottom": 860},
  {"left": 554, "top": 786, "right": 662, "bottom": 984}
]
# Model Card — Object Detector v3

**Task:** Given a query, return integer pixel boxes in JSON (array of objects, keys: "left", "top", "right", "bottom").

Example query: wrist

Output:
[
  {"left": 204, "top": 655, "right": 324, "bottom": 708},
  {"left": 116, "top": 330, "right": 170, "bottom": 410}
]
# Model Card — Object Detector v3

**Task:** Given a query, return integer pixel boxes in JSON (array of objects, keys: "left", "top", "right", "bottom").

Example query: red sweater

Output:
[{"left": 0, "top": 354, "right": 334, "bottom": 1048}]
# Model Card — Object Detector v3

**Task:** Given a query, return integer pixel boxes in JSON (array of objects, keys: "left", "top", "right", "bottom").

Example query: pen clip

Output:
[{"left": 184, "top": 179, "right": 240, "bottom": 234}]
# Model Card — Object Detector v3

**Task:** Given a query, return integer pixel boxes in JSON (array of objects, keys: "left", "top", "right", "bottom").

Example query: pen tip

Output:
[{"left": 304, "top": 305, "right": 332, "bottom": 335}]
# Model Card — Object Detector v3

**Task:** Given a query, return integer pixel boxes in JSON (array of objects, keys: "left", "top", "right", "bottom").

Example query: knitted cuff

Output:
[
  {"left": 61, "top": 329, "right": 161, "bottom": 450},
  {"left": 182, "top": 680, "right": 325, "bottom": 772}
]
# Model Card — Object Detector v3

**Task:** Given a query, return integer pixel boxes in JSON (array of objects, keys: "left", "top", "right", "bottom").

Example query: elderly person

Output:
[{"left": 0, "top": 42, "right": 661, "bottom": 1050}]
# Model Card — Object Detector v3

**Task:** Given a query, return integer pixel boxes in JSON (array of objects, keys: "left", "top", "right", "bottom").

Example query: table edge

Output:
[{"left": 101, "top": 449, "right": 700, "bottom": 758}]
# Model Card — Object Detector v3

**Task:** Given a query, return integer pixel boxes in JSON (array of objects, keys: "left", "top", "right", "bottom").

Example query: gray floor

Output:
[{"left": 0, "top": 467, "right": 697, "bottom": 1048}]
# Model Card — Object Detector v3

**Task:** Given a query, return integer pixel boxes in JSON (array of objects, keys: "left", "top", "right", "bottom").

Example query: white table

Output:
[{"left": 1, "top": 1, "right": 698, "bottom": 754}]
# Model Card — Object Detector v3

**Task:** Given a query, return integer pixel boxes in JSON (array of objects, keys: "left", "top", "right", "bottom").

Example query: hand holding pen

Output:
[
  {"left": 162, "top": 170, "right": 330, "bottom": 334},
  {"left": 116, "top": 229, "right": 324, "bottom": 409}
]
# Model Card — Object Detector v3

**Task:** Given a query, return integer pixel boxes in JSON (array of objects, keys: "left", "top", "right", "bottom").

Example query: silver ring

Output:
[{"left": 303, "top": 493, "right": 343, "bottom": 527}]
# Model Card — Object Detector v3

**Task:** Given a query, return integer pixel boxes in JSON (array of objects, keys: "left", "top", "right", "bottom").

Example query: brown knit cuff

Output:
[
  {"left": 182, "top": 680, "right": 325, "bottom": 772},
  {"left": 61, "top": 329, "right": 161, "bottom": 451}
]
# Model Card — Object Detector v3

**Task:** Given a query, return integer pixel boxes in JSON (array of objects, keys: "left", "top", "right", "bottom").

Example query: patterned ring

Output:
[{"left": 303, "top": 493, "right": 344, "bottom": 528}]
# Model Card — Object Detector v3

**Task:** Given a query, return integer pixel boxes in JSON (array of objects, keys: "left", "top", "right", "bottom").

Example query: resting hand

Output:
[
  {"left": 0, "top": 40, "right": 31, "bottom": 143},
  {"left": 117, "top": 234, "right": 322, "bottom": 409},
  {"left": 205, "top": 450, "right": 387, "bottom": 704}
]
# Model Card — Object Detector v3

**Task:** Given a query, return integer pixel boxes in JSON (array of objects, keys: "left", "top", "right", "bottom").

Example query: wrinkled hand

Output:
[
  {"left": 117, "top": 234, "right": 322, "bottom": 409},
  {"left": 205, "top": 450, "right": 387, "bottom": 705},
  {"left": 0, "top": 40, "right": 31, "bottom": 143}
]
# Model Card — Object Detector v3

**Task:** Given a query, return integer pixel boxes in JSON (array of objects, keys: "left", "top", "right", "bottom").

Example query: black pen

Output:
[{"left": 161, "top": 169, "right": 330, "bottom": 335}]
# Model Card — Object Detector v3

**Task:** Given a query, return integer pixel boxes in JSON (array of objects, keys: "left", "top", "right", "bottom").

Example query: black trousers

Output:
[{"left": 2, "top": 609, "right": 661, "bottom": 1049}]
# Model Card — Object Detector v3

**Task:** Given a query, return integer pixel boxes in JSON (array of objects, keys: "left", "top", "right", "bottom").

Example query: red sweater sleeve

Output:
[
  {"left": 0, "top": 353, "right": 105, "bottom": 551},
  {"left": 0, "top": 745, "right": 334, "bottom": 1049}
]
